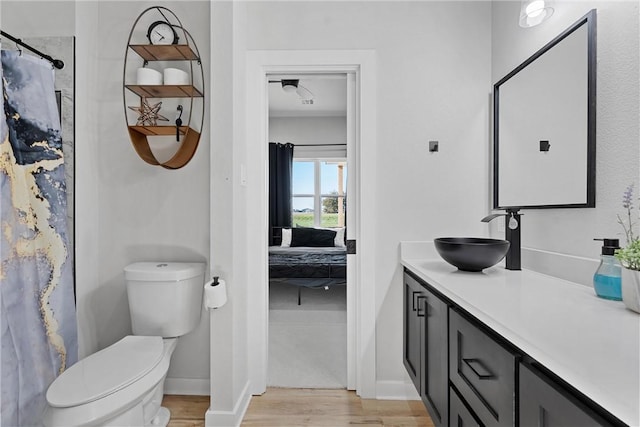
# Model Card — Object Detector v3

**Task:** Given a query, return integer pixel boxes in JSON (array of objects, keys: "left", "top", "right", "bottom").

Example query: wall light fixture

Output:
[{"left": 519, "top": 0, "right": 555, "bottom": 28}]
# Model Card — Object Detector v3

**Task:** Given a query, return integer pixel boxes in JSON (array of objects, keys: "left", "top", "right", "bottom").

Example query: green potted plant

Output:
[{"left": 615, "top": 184, "right": 640, "bottom": 313}]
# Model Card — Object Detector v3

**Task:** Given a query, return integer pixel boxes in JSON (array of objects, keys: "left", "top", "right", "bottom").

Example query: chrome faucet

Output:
[{"left": 481, "top": 209, "right": 521, "bottom": 271}]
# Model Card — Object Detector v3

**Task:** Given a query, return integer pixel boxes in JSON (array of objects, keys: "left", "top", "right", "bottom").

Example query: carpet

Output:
[{"left": 268, "top": 281, "right": 347, "bottom": 388}]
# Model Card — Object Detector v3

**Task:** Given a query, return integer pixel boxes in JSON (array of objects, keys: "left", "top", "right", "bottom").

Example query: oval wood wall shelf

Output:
[{"left": 123, "top": 6, "right": 205, "bottom": 170}]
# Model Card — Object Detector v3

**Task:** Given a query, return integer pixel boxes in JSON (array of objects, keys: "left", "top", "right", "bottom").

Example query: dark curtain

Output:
[{"left": 269, "top": 142, "right": 294, "bottom": 245}]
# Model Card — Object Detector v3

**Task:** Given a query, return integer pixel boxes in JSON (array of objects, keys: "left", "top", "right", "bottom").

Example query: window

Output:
[{"left": 292, "top": 160, "right": 346, "bottom": 228}]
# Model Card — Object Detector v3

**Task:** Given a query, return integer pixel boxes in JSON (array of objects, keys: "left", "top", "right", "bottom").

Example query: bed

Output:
[{"left": 269, "top": 226, "right": 347, "bottom": 304}]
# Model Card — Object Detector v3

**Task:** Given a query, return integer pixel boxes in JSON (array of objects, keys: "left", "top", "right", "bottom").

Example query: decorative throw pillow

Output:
[
  {"left": 316, "top": 227, "right": 346, "bottom": 247},
  {"left": 290, "top": 227, "right": 337, "bottom": 247},
  {"left": 333, "top": 227, "right": 346, "bottom": 248},
  {"left": 280, "top": 228, "right": 292, "bottom": 247}
]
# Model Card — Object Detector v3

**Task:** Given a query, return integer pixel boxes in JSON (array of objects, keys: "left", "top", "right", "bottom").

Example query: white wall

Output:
[
  {"left": 1, "top": 1, "right": 75, "bottom": 36},
  {"left": 89, "top": 0, "right": 212, "bottom": 392},
  {"left": 491, "top": 1, "right": 640, "bottom": 284},
  {"left": 206, "top": 0, "right": 252, "bottom": 421},
  {"left": 270, "top": 116, "right": 346, "bottom": 145},
  {"left": 269, "top": 116, "right": 347, "bottom": 158},
  {"left": 2, "top": 0, "right": 213, "bottom": 393},
  {"left": 242, "top": 0, "right": 492, "bottom": 391}
]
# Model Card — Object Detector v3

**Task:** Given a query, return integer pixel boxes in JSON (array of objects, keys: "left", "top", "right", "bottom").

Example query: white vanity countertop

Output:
[{"left": 400, "top": 242, "right": 640, "bottom": 426}]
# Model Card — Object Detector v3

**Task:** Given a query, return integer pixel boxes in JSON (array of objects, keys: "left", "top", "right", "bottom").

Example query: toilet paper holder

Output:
[{"left": 204, "top": 276, "right": 227, "bottom": 309}]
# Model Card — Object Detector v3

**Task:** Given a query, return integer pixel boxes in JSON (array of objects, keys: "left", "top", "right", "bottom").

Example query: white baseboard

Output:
[
  {"left": 164, "top": 377, "right": 210, "bottom": 396},
  {"left": 522, "top": 247, "right": 599, "bottom": 287},
  {"left": 375, "top": 380, "right": 421, "bottom": 401},
  {"left": 205, "top": 381, "right": 252, "bottom": 427}
]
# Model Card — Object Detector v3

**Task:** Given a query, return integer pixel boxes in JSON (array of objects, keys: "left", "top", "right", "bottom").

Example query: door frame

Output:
[{"left": 245, "top": 50, "right": 377, "bottom": 398}]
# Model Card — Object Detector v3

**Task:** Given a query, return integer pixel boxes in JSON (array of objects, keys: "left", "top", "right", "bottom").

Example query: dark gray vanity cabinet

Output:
[
  {"left": 449, "top": 309, "right": 517, "bottom": 427},
  {"left": 403, "top": 271, "right": 448, "bottom": 427},
  {"left": 520, "top": 363, "right": 604, "bottom": 427},
  {"left": 403, "top": 267, "right": 624, "bottom": 427}
]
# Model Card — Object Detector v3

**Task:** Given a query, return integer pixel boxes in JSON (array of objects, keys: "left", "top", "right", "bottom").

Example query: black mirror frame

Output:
[{"left": 493, "top": 9, "right": 597, "bottom": 210}]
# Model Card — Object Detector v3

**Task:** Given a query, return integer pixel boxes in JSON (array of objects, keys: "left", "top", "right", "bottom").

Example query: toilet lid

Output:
[{"left": 47, "top": 336, "right": 164, "bottom": 408}]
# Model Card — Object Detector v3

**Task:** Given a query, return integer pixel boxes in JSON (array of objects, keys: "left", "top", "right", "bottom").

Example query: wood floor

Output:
[
  {"left": 163, "top": 394, "right": 209, "bottom": 427},
  {"left": 163, "top": 388, "right": 433, "bottom": 427}
]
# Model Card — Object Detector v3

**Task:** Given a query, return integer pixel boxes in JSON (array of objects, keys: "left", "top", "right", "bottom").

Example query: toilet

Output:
[{"left": 43, "top": 262, "right": 206, "bottom": 427}]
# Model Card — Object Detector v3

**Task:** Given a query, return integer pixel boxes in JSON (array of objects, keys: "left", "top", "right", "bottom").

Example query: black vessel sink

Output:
[{"left": 434, "top": 237, "right": 510, "bottom": 272}]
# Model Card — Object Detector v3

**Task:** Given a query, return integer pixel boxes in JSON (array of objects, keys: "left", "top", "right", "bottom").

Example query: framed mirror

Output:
[{"left": 493, "top": 9, "right": 596, "bottom": 209}]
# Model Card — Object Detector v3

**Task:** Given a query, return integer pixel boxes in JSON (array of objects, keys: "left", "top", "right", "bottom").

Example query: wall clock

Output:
[{"left": 146, "top": 21, "right": 178, "bottom": 45}]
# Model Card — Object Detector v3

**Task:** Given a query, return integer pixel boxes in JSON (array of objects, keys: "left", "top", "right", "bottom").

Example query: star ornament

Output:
[{"left": 128, "top": 99, "right": 170, "bottom": 126}]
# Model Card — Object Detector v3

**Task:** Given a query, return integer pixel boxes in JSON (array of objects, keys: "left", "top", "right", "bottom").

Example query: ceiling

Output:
[{"left": 268, "top": 74, "right": 347, "bottom": 118}]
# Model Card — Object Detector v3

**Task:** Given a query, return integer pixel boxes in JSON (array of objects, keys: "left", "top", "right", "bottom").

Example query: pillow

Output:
[
  {"left": 280, "top": 228, "right": 292, "bottom": 247},
  {"left": 317, "top": 227, "right": 346, "bottom": 247},
  {"left": 333, "top": 227, "right": 346, "bottom": 248},
  {"left": 290, "top": 227, "right": 337, "bottom": 247}
]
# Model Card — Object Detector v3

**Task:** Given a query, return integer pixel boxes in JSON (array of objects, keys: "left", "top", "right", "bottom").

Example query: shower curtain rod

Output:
[
  {"left": 0, "top": 30, "right": 64, "bottom": 69},
  {"left": 296, "top": 143, "right": 347, "bottom": 147}
]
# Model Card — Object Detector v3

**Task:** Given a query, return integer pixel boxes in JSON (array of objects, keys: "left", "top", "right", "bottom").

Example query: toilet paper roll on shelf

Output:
[
  {"left": 137, "top": 68, "right": 163, "bottom": 85},
  {"left": 204, "top": 276, "right": 227, "bottom": 309},
  {"left": 163, "top": 68, "right": 190, "bottom": 85}
]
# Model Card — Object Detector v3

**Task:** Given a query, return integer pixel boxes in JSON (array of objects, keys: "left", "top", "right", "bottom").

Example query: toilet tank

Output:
[{"left": 124, "top": 262, "right": 205, "bottom": 337}]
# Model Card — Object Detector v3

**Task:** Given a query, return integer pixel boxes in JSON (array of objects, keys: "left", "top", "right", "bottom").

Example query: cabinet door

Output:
[
  {"left": 450, "top": 386, "right": 481, "bottom": 427},
  {"left": 449, "top": 309, "right": 516, "bottom": 427},
  {"left": 422, "top": 287, "right": 448, "bottom": 427},
  {"left": 403, "top": 272, "right": 424, "bottom": 392},
  {"left": 520, "top": 363, "right": 604, "bottom": 427}
]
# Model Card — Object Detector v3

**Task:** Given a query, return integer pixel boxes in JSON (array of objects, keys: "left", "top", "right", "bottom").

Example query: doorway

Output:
[
  {"left": 267, "top": 74, "right": 349, "bottom": 388},
  {"left": 245, "top": 50, "right": 377, "bottom": 398}
]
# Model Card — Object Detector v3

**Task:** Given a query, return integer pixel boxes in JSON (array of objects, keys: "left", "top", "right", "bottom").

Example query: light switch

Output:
[
  {"left": 429, "top": 140, "right": 439, "bottom": 152},
  {"left": 240, "top": 164, "right": 247, "bottom": 186}
]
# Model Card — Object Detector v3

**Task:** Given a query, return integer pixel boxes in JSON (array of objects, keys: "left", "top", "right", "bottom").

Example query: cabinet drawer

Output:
[
  {"left": 520, "top": 363, "right": 604, "bottom": 427},
  {"left": 449, "top": 309, "right": 516, "bottom": 427},
  {"left": 450, "top": 386, "right": 481, "bottom": 427}
]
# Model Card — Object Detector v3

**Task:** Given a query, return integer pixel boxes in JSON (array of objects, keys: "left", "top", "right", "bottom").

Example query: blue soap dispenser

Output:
[{"left": 593, "top": 238, "right": 622, "bottom": 301}]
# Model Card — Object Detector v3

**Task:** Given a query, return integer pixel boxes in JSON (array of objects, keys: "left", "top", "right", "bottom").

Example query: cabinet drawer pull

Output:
[
  {"left": 412, "top": 291, "right": 420, "bottom": 311},
  {"left": 462, "top": 358, "right": 494, "bottom": 380},
  {"left": 416, "top": 295, "right": 427, "bottom": 317}
]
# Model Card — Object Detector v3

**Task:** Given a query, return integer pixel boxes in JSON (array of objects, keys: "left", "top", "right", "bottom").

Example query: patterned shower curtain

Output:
[{"left": 0, "top": 50, "right": 77, "bottom": 426}]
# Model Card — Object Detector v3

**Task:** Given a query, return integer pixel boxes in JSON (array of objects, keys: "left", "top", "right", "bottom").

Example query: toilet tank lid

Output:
[
  {"left": 124, "top": 262, "right": 205, "bottom": 281},
  {"left": 46, "top": 336, "right": 164, "bottom": 408}
]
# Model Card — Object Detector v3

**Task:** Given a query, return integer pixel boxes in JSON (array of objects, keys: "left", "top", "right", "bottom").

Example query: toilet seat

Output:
[{"left": 47, "top": 336, "right": 164, "bottom": 408}]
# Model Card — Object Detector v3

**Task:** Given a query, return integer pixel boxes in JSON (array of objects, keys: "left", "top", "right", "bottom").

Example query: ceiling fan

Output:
[{"left": 269, "top": 79, "right": 314, "bottom": 102}]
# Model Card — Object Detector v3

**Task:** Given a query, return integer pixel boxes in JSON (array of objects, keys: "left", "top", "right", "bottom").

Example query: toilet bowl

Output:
[
  {"left": 43, "top": 262, "right": 205, "bottom": 427},
  {"left": 44, "top": 337, "right": 176, "bottom": 426}
]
